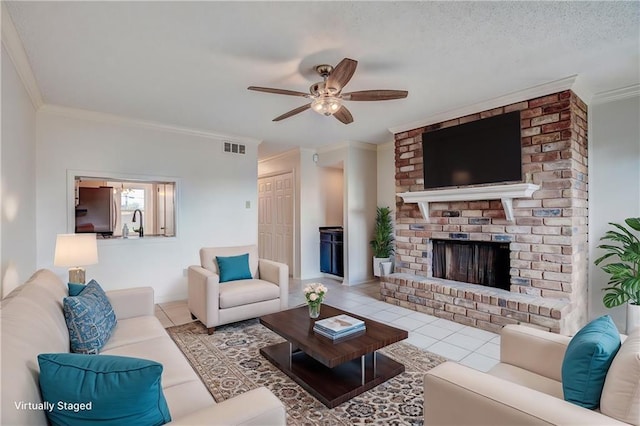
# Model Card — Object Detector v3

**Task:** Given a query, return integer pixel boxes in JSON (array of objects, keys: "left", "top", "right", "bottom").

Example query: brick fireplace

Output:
[{"left": 381, "top": 90, "right": 588, "bottom": 335}]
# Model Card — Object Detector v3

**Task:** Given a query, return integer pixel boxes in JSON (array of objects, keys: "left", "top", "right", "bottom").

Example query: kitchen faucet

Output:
[{"left": 132, "top": 209, "right": 144, "bottom": 237}]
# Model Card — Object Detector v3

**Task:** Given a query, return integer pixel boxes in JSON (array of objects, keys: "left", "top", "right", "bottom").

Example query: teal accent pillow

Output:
[
  {"left": 38, "top": 353, "right": 171, "bottom": 426},
  {"left": 216, "top": 253, "right": 252, "bottom": 283},
  {"left": 562, "top": 315, "right": 621, "bottom": 408},
  {"left": 68, "top": 282, "right": 85, "bottom": 296},
  {"left": 63, "top": 279, "right": 117, "bottom": 354}
]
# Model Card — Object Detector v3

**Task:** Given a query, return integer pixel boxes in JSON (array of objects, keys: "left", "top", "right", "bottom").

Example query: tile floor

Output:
[{"left": 156, "top": 277, "right": 501, "bottom": 372}]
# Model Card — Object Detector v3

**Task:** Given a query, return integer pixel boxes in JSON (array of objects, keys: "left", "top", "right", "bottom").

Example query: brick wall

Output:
[{"left": 383, "top": 90, "right": 588, "bottom": 334}]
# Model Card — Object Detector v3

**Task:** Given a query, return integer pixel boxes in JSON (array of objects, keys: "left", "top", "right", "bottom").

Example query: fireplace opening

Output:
[{"left": 432, "top": 239, "right": 511, "bottom": 291}]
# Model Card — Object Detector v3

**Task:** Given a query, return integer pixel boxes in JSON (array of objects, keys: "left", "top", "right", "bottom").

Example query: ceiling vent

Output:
[{"left": 223, "top": 141, "right": 246, "bottom": 155}]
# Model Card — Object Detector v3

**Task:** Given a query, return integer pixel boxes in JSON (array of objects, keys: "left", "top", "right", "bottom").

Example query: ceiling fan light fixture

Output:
[
  {"left": 311, "top": 96, "right": 341, "bottom": 116},
  {"left": 248, "top": 57, "right": 408, "bottom": 124}
]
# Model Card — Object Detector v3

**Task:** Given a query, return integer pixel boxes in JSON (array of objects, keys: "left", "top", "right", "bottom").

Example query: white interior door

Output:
[
  {"left": 258, "top": 177, "right": 274, "bottom": 260},
  {"left": 274, "top": 173, "right": 294, "bottom": 270},
  {"left": 258, "top": 172, "right": 294, "bottom": 275}
]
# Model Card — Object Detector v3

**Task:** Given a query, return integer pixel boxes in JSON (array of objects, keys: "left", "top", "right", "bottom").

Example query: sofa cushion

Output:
[
  {"left": 488, "top": 363, "right": 563, "bottom": 399},
  {"left": 600, "top": 326, "right": 640, "bottom": 424},
  {"left": 101, "top": 316, "right": 168, "bottom": 351},
  {"left": 216, "top": 253, "right": 252, "bottom": 283},
  {"left": 1, "top": 270, "right": 70, "bottom": 426},
  {"left": 63, "top": 280, "right": 117, "bottom": 354},
  {"left": 562, "top": 315, "right": 621, "bottom": 409},
  {"left": 38, "top": 353, "right": 171, "bottom": 426},
  {"left": 218, "top": 279, "right": 280, "bottom": 309},
  {"left": 101, "top": 336, "right": 201, "bottom": 389}
]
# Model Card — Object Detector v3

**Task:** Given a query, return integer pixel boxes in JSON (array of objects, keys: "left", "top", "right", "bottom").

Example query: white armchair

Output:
[
  {"left": 424, "top": 324, "right": 639, "bottom": 425},
  {"left": 188, "top": 245, "right": 289, "bottom": 334}
]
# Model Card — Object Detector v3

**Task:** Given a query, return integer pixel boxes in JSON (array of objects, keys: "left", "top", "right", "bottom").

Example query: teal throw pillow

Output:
[
  {"left": 38, "top": 353, "right": 171, "bottom": 426},
  {"left": 216, "top": 253, "right": 252, "bottom": 283},
  {"left": 561, "top": 315, "right": 621, "bottom": 409},
  {"left": 63, "top": 279, "right": 117, "bottom": 354},
  {"left": 68, "top": 282, "right": 85, "bottom": 296}
]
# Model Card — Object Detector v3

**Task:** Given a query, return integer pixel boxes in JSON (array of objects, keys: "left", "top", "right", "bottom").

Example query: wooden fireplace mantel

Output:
[{"left": 397, "top": 183, "right": 540, "bottom": 222}]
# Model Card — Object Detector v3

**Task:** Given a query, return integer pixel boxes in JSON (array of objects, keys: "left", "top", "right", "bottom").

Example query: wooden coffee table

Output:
[{"left": 259, "top": 304, "right": 408, "bottom": 408}]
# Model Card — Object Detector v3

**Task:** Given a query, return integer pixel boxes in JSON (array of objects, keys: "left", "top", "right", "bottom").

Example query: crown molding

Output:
[
  {"left": 38, "top": 104, "right": 262, "bottom": 145},
  {"left": 1, "top": 2, "right": 44, "bottom": 109},
  {"left": 258, "top": 148, "right": 300, "bottom": 164},
  {"left": 315, "top": 140, "right": 378, "bottom": 154},
  {"left": 591, "top": 84, "right": 640, "bottom": 105},
  {"left": 388, "top": 75, "right": 578, "bottom": 135},
  {"left": 348, "top": 140, "right": 378, "bottom": 152}
]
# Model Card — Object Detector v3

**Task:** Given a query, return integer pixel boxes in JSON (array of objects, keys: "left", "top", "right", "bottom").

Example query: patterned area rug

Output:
[{"left": 167, "top": 319, "right": 446, "bottom": 425}]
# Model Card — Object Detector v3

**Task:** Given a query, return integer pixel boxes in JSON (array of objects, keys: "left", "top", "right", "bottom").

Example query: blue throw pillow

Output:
[
  {"left": 562, "top": 315, "right": 621, "bottom": 409},
  {"left": 216, "top": 253, "right": 252, "bottom": 283},
  {"left": 68, "top": 282, "right": 85, "bottom": 296},
  {"left": 38, "top": 353, "right": 171, "bottom": 426},
  {"left": 63, "top": 279, "right": 117, "bottom": 354}
]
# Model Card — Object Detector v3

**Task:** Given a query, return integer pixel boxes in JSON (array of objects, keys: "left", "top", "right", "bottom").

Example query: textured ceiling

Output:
[{"left": 5, "top": 1, "right": 640, "bottom": 158}]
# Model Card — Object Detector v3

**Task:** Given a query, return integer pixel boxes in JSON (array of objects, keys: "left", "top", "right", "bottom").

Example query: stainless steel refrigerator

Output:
[{"left": 75, "top": 187, "right": 115, "bottom": 235}]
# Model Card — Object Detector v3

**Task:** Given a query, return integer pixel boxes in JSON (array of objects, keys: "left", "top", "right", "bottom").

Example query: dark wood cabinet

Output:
[{"left": 319, "top": 227, "right": 343, "bottom": 277}]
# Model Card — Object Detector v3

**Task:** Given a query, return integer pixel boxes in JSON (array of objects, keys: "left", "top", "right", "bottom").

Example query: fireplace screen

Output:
[{"left": 432, "top": 239, "right": 511, "bottom": 291}]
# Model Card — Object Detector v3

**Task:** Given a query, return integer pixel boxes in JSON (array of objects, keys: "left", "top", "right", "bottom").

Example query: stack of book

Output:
[{"left": 313, "top": 314, "right": 366, "bottom": 340}]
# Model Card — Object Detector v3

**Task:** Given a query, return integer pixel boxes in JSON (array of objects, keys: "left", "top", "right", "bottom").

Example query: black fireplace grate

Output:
[{"left": 432, "top": 239, "right": 511, "bottom": 291}]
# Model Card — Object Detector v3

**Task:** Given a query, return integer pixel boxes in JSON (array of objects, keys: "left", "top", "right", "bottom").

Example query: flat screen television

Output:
[{"left": 422, "top": 110, "right": 522, "bottom": 189}]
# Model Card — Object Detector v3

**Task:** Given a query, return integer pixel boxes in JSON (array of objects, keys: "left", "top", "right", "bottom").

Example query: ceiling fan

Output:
[{"left": 248, "top": 58, "right": 408, "bottom": 124}]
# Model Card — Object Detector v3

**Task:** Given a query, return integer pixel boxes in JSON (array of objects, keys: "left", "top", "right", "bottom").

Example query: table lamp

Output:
[{"left": 54, "top": 233, "right": 98, "bottom": 284}]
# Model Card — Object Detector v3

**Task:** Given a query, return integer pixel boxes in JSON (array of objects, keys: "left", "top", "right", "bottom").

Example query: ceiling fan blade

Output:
[
  {"left": 342, "top": 90, "right": 408, "bottom": 101},
  {"left": 326, "top": 58, "right": 358, "bottom": 92},
  {"left": 273, "top": 103, "right": 311, "bottom": 121},
  {"left": 248, "top": 86, "right": 309, "bottom": 98},
  {"left": 333, "top": 105, "right": 354, "bottom": 125}
]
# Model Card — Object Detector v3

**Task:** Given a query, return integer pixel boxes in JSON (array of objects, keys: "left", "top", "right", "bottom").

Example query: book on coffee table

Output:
[
  {"left": 314, "top": 323, "right": 366, "bottom": 340},
  {"left": 313, "top": 314, "right": 366, "bottom": 338}
]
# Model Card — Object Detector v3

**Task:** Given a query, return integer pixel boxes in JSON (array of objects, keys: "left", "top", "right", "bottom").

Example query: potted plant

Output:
[
  {"left": 595, "top": 217, "right": 640, "bottom": 333},
  {"left": 370, "top": 206, "right": 394, "bottom": 277}
]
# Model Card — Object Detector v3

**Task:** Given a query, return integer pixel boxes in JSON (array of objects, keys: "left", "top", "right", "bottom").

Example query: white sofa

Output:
[
  {"left": 424, "top": 324, "right": 639, "bottom": 425},
  {"left": 188, "top": 245, "right": 288, "bottom": 334},
  {"left": 1, "top": 269, "right": 286, "bottom": 425}
]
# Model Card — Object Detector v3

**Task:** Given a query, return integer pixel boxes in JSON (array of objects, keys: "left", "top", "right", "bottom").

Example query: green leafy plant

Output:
[
  {"left": 595, "top": 217, "right": 640, "bottom": 308},
  {"left": 370, "top": 206, "right": 394, "bottom": 258}
]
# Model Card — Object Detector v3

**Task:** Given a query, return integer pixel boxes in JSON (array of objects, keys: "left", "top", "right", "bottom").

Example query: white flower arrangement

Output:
[{"left": 304, "top": 283, "right": 327, "bottom": 307}]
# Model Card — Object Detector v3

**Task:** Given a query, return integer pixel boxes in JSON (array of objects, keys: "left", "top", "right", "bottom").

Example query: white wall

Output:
[
  {"left": 376, "top": 141, "right": 396, "bottom": 212},
  {"left": 345, "top": 144, "right": 378, "bottom": 285},
  {"left": 36, "top": 110, "right": 259, "bottom": 302},
  {"left": 588, "top": 93, "right": 640, "bottom": 330},
  {"left": 1, "top": 46, "right": 37, "bottom": 297},
  {"left": 319, "top": 166, "right": 344, "bottom": 226},
  {"left": 298, "top": 148, "right": 322, "bottom": 279}
]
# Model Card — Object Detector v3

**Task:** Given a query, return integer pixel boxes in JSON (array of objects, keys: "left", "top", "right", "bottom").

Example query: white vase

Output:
[
  {"left": 380, "top": 261, "right": 393, "bottom": 276},
  {"left": 373, "top": 257, "right": 390, "bottom": 277},
  {"left": 627, "top": 303, "right": 640, "bottom": 334}
]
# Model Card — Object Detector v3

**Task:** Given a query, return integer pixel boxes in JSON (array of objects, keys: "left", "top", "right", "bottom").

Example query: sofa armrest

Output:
[
  {"left": 424, "top": 362, "right": 626, "bottom": 426},
  {"left": 258, "top": 259, "right": 289, "bottom": 309},
  {"left": 168, "top": 387, "right": 286, "bottom": 425},
  {"left": 106, "top": 287, "right": 154, "bottom": 319},
  {"left": 500, "top": 324, "right": 571, "bottom": 382},
  {"left": 187, "top": 266, "right": 220, "bottom": 327}
]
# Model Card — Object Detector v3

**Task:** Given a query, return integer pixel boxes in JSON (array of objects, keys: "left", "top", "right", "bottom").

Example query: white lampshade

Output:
[
  {"left": 54, "top": 234, "right": 98, "bottom": 284},
  {"left": 54, "top": 234, "right": 99, "bottom": 267}
]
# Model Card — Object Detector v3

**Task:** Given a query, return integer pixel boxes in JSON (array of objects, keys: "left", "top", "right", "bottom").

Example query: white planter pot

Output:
[
  {"left": 380, "top": 261, "right": 393, "bottom": 276},
  {"left": 627, "top": 302, "right": 640, "bottom": 334},
  {"left": 373, "top": 257, "right": 391, "bottom": 277}
]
